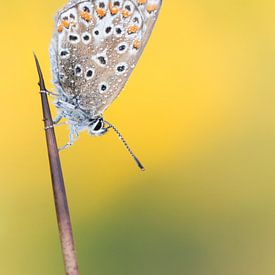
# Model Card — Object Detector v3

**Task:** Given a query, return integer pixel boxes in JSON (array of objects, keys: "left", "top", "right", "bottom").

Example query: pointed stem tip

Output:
[{"left": 33, "top": 53, "right": 46, "bottom": 91}]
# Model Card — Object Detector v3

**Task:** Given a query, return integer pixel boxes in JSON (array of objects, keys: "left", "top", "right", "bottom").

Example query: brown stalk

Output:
[{"left": 34, "top": 54, "right": 79, "bottom": 275}]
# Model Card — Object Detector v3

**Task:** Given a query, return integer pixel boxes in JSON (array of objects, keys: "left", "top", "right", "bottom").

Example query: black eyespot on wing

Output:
[
  {"left": 101, "top": 84, "right": 107, "bottom": 91},
  {"left": 116, "top": 28, "right": 122, "bottom": 34},
  {"left": 118, "top": 45, "right": 126, "bottom": 51},
  {"left": 70, "top": 13, "right": 75, "bottom": 19},
  {"left": 133, "top": 17, "right": 139, "bottom": 23},
  {"left": 83, "top": 35, "right": 90, "bottom": 41},
  {"left": 117, "top": 65, "right": 125, "bottom": 72},
  {"left": 114, "top": 1, "right": 120, "bottom": 6},
  {"left": 105, "top": 27, "right": 112, "bottom": 34},
  {"left": 86, "top": 69, "right": 94, "bottom": 78},
  {"left": 75, "top": 66, "right": 82, "bottom": 75},
  {"left": 125, "top": 5, "right": 131, "bottom": 11},
  {"left": 98, "top": 56, "right": 107, "bottom": 65},
  {"left": 69, "top": 34, "right": 79, "bottom": 41},
  {"left": 83, "top": 6, "right": 90, "bottom": 12},
  {"left": 94, "top": 30, "right": 99, "bottom": 35},
  {"left": 99, "top": 82, "right": 108, "bottom": 93},
  {"left": 63, "top": 16, "right": 69, "bottom": 20},
  {"left": 60, "top": 50, "right": 69, "bottom": 56},
  {"left": 99, "top": 2, "right": 105, "bottom": 8}
]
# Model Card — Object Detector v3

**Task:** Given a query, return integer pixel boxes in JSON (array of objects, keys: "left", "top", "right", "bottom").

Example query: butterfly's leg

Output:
[
  {"left": 59, "top": 126, "right": 79, "bottom": 151},
  {"left": 45, "top": 122, "right": 69, "bottom": 130},
  {"left": 53, "top": 114, "right": 63, "bottom": 124},
  {"left": 44, "top": 115, "right": 68, "bottom": 130}
]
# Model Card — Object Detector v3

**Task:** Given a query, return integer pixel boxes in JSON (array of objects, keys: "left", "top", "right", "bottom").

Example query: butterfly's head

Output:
[{"left": 89, "top": 117, "right": 108, "bottom": 136}]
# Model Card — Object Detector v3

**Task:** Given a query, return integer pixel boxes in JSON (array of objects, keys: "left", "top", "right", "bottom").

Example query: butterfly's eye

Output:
[
  {"left": 89, "top": 118, "right": 108, "bottom": 136},
  {"left": 94, "top": 120, "right": 103, "bottom": 131},
  {"left": 90, "top": 118, "right": 104, "bottom": 132}
]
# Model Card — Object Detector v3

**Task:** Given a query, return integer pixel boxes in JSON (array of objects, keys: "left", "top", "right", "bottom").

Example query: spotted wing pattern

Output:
[{"left": 50, "top": 0, "right": 162, "bottom": 117}]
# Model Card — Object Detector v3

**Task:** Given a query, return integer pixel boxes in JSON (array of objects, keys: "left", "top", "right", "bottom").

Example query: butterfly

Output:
[{"left": 49, "top": 0, "right": 162, "bottom": 170}]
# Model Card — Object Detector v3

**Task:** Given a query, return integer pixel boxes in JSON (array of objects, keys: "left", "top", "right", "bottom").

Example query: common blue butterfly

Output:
[{"left": 49, "top": 0, "right": 162, "bottom": 170}]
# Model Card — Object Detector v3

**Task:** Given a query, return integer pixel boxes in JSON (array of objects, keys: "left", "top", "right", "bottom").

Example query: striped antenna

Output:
[{"left": 104, "top": 120, "right": 145, "bottom": 171}]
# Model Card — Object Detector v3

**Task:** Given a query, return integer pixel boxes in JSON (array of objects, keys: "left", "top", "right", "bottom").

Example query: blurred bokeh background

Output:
[{"left": 1, "top": 0, "right": 275, "bottom": 274}]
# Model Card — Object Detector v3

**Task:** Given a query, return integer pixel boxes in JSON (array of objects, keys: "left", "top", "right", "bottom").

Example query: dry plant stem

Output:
[{"left": 34, "top": 54, "right": 79, "bottom": 275}]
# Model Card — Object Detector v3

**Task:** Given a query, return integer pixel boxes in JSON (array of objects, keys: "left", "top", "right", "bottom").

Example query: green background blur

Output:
[{"left": 1, "top": 0, "right": 275, "bottom": 274}]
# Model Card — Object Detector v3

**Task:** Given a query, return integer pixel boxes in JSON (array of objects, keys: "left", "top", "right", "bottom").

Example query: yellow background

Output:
[{"left": 1, "top": 0, "right": 275, "bottom": 274}]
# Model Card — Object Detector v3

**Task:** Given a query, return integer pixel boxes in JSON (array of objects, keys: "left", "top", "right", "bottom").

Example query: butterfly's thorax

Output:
[
  {"left": 54, "top": 95, "right": 90, "bottom": 127},
  {"left": 50, "top": 0, "right": 162, "bottom": 118}
]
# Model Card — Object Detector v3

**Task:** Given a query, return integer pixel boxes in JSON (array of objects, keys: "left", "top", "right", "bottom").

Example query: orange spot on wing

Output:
[
  {"left": 58, "top": 25, "right": 63, "bottom": 33},
  {"left": 109, "top": 3, "right": 119, "bottom": 15},
  {"left": 133, "top": 39, "right": 141, "bottom": 49},
  {"left": 80, "top": 11, "right": 92, "bottom": 22},
  {"left": 137, "top": 0, "right": 147, "bottom": 4},
  {"left": 146, "top": 4, "right": 158, "bottom": 12},
  {"left": 127, "top": 25, "right": 139, "bottom": 34},
  {"left": 58, "top": 19, "right": 70, "bottom": 33},
  {"left": 62, "top": 20, "right": 70, "bottom": 29},
  {"left": 96, "top": 8, "right": 106, "bottom": 18},
  {"left": 122, "top": 10, "right": 130, "bottom": 18}
]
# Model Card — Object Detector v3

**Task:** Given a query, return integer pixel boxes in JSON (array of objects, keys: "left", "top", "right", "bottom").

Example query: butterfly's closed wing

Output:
[{"left": 50, "top": 0, "right": 162, "bottom": 117}]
